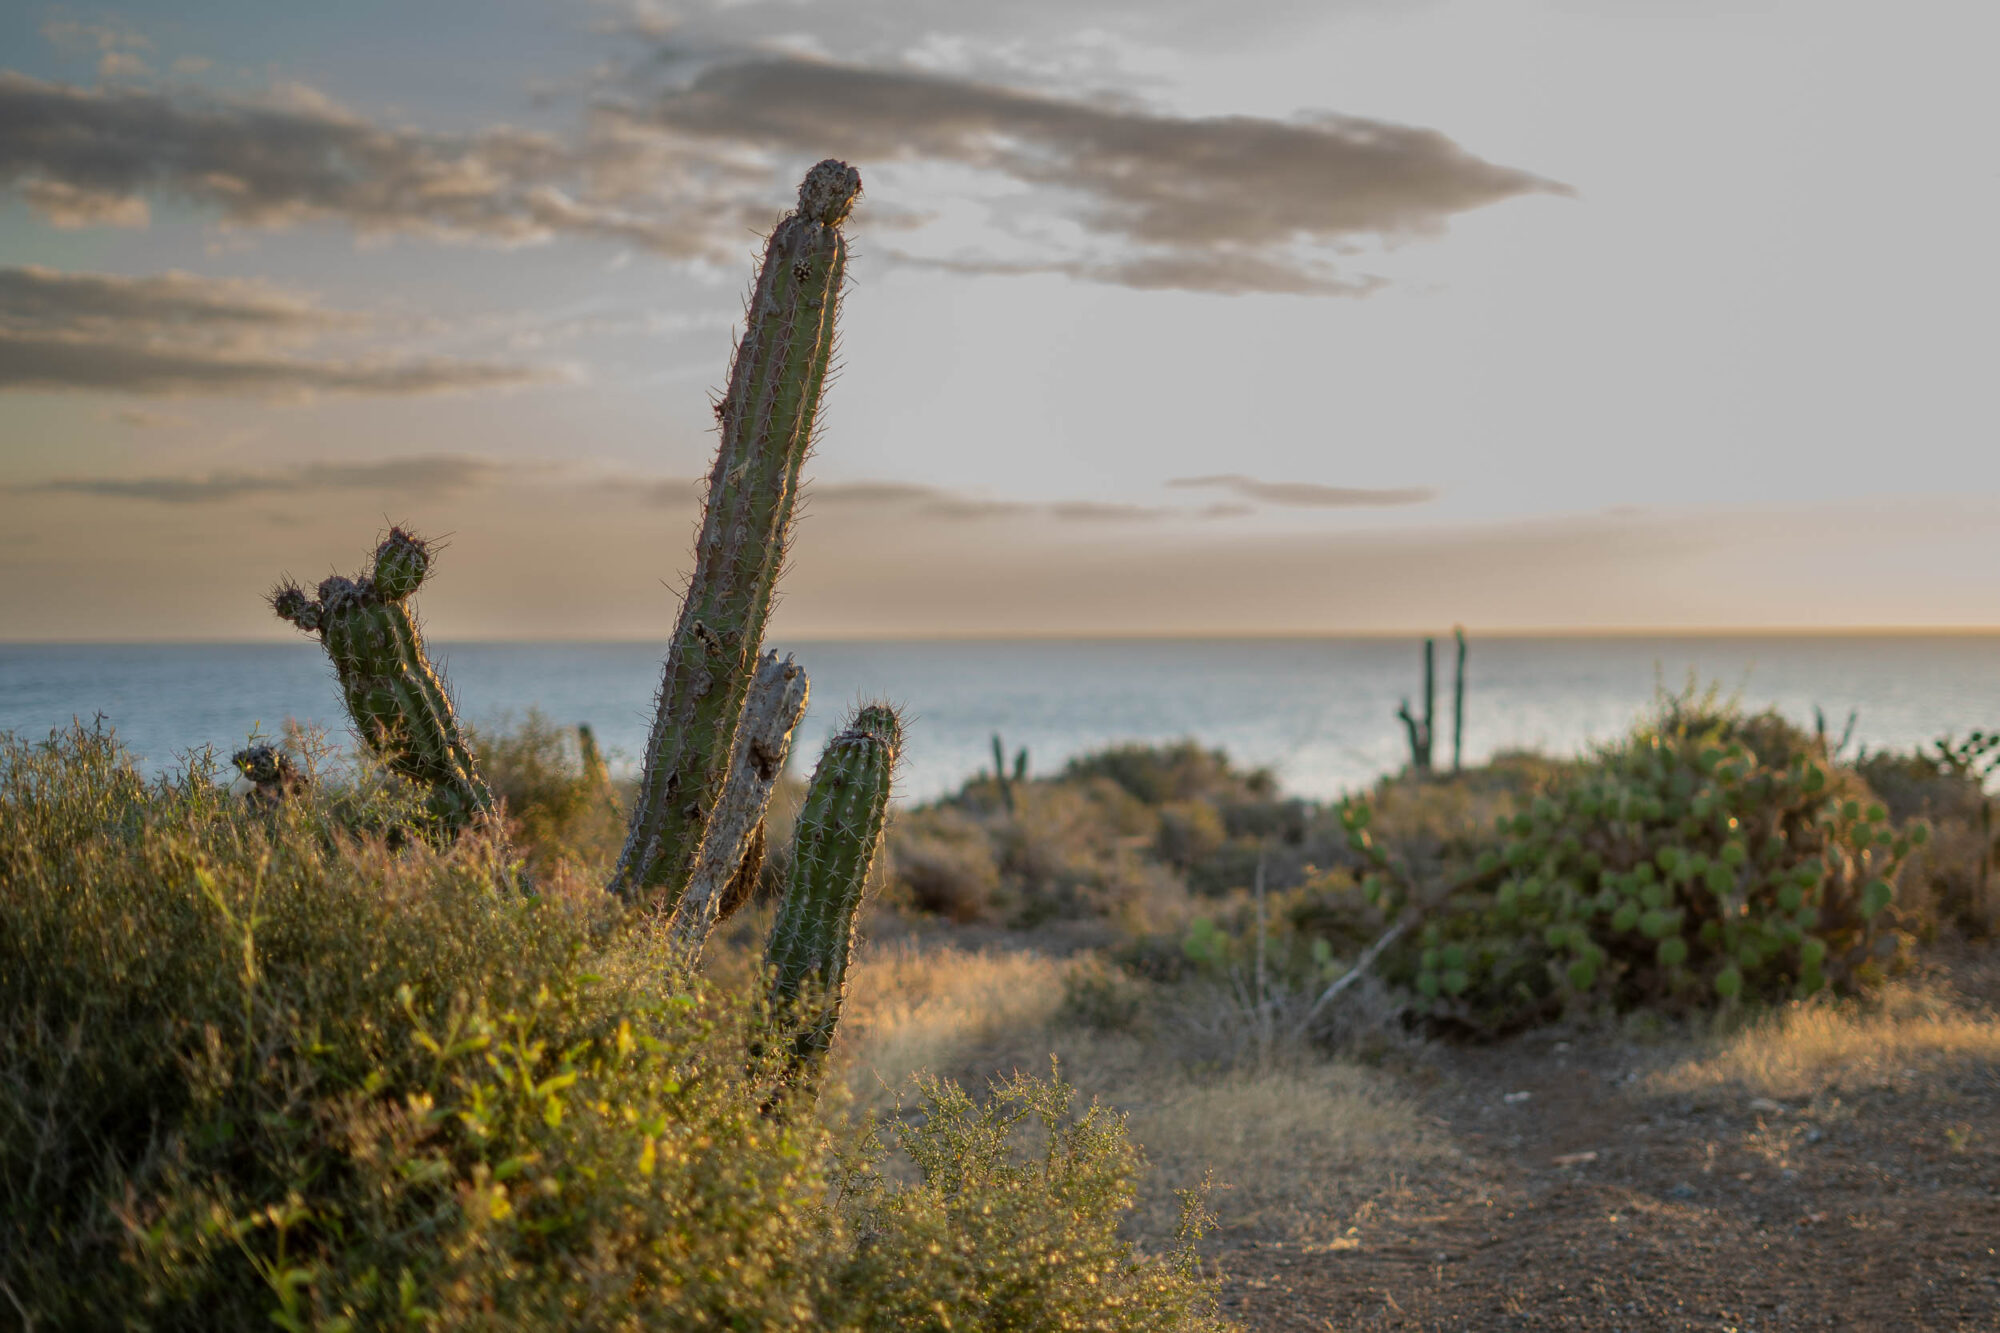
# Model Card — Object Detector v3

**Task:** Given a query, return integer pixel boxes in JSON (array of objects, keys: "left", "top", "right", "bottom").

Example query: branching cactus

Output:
[
  {"left": 763, "top": 703, "right": 902, "bottom": 1098},
  {"left": 272, "top": 528, "right": 495, "bottom": 834},
  {"left": 611, "top": 160, "right": 862, "bottom": 910},
  {"left": 667, "top": 651, "right": 811, "bottom": 956}
]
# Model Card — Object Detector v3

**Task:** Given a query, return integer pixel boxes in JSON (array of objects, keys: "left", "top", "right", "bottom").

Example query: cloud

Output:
[
  {"left": 0, "top": 73, "right": 731, "bottom": 257},
  {"left": 809, "top": 479, "right": 1033, "bottom": 519},
  {"left": 624, "top": 53, "right": 1566, "bottom": 293},
  {"left": 0, "top": 265, "right": 546, "bottom": 397},
  {"left": 0, "top": 265, "right": 352, "bottom": 338},
  {"left": 25, "top": 455, "right": 509, "bottom": 504},
  {"left": 40, "top": 17, "right": 152, "bottom": 57},
  {"left": 17, "top": 178, "right": 150, "bottom": 228},
  {"left": 801, "top": 478, "right": 1255, "bottom": 522},
  {"left": 2, "top": 56, "right": 1560, "bottom": 295},
  {"left": 111, "top": 407, "right": 192, "bottom": 429},
  {"left": 1167, "top": 473, "right": 1437, "bottom": 508},
  {"left": 0, "top": 334, "right": 547, "bottom": 396}
]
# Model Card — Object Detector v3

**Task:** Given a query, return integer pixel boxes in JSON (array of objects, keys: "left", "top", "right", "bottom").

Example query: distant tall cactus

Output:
[
  {"left": 1396, "top": 637, "right": 1436, "bottom": 779},
  {"left": 610, "top": 159, "right": 862, "bottom": 912},
  {"left": 1452, "top": 626, "right": 1467, "bottom": 775},
  {"left": 764, "top": 703, "right": 902, "bottom": 1096},
  {"left": 272, "top": 528, "right": 494, "bottom": 833},
  {"left": 577, "top": 723, "right": 611, "bottom": 795}
]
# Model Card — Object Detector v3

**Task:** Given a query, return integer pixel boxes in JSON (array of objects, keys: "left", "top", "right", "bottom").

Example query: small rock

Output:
[
  {"left": 1553, "top": 1150, "right": 1599, "bottom": 1167},
  {"left": 1669, "top": 1183, "right": 1697, "bottom": 1200},
  {"left": 1748, "top": 1096, "right": 1784, "bottom": 1114}
]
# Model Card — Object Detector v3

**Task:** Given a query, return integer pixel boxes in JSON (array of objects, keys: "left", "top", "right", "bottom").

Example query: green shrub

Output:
[
  {"left": 471, "top": 709, "right": 625, "bottom": 874},
  {"left": 1351, "top": 698, "right": 1928, "bottom": 1029},
  {"left": 1060, "top": 740, "right": 1275, "bottom": 807},
  {"left": 0, "top": 725, "right": 1224, "bottom": 1330}
]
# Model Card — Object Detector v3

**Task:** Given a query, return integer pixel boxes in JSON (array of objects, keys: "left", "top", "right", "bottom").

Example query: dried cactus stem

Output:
[
  {"left": 762, "top": 703, "right": 901, "bottom": 1101},
  {"left": 667, "top": 651, "right": 810, "bottom": 957},
  {"left": 611, "top": 160, "right": 861, "bottom": 910},
  {"left": 272, "top": 528, "right": 494, "bottom": 834}
]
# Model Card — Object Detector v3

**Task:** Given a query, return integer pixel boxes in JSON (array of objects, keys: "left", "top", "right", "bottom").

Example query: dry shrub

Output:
[
  {"left": 833, "top": 940, "right": 1444, "bottom": 1246},
  {"left": 471, "top": 708, "right": 625, "bottom": 873},
  {"left": 888, "top": 807, "right": 1002, "bottom": 921},
  {"left": 837, "top": 943, "right": 1070, "bottom": 1115},
  {"left": 1646, "top": 980, "right": 2000, "bottom": 1100},
  {"left": 1122, "top": 1060, "right": 1446, "bottom": 1240}
]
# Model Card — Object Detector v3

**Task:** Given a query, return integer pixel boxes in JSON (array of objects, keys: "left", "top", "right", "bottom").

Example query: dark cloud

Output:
[
  {"left": 26, "top": 455, "right": 507, "bottom": 504},
  {"left": 0, "top": 333, "right": 545, "bottom": 396},
  {"left": 0, "top": 73, "right": 738, "bottom": 257},
  {"left": 0, "top": 265, "right": 351, "bottom": 337},
  {"left": 3, "top": 56, "right": 1560, "bottom": 296},
  {"left": 111, "top": 407, "right": 191, "bottom": 428},
  {"left": 809, "top": 479, "right": 1033, "bottom": 519},
  {"left": 801, "top": 479, "right": 1243, "bottom": 522},
  {"left": 628, "top": 54, "right": 1565, "bottom": 293},
  {"left": 1167, "top": 473, "right": 1437, "bottom": 508},
  {"left": 1048, "top": 501, "right": 1161, "bottom": 522},
  {"left": 0, "top": 265, "right": 546, "bottom": 397}
]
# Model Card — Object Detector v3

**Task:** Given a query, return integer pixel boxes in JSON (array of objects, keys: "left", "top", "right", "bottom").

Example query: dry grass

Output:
[
  {"left": 836, "top": 941, "right": 1071, "bottom": 1112},
  {"left": 830, "top": 941, "right": 1449, "bottom": 1243},
  {"left": 1646, "top": 981, "right": 2000, "bottom": 1100}
]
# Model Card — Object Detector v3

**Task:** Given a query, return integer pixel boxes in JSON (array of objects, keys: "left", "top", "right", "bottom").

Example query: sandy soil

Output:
[{"left": 1218, "top": 994, "right": 2000, "bottom": 1330}]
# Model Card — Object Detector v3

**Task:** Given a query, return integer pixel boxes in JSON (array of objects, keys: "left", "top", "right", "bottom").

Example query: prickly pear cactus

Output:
[
  {"left": 1350, "top": 703, "right": 1925, "bottom": 1027},
  {"left": 764, "top": 702, "right": 902, "bottom": 1093},
  {"left": 272, "top": 527, "right": 495, "bottom": 834},
  {"left": 611, "top": 159, "right": 862, "bottom": 911}
]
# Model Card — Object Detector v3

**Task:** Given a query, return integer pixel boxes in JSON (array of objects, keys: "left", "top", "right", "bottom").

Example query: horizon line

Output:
[{"left": 8, "top": 624, "right": 2000, "bottom": 647}]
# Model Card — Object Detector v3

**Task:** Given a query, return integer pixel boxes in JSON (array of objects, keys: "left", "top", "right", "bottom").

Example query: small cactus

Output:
[
  {"left": 611, "top": 159, "right": 862, "bottom": 911},
  {"left": 764, "top": 702, "right": 901, "bottom": 1096},
  {"left": 272, "top": 528, "right": 494, "bottom": 834},
  {"left": 231, "top": 742, "right": 301, "bottom": 809}
]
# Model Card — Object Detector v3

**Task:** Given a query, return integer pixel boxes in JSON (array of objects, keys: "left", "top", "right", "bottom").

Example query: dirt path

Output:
[{"left": 1217, "top": 1033, "right": 2000, "bottom": 1330}]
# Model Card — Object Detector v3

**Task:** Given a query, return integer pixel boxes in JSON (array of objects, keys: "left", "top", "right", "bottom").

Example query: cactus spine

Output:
[
  {"left": 272, "top": 528, "right": 494, "bottom": 832},
  {"left": 610, "top": 160, "right": 861, "bottom": 910},
  {"left": 764, "top": 703, "right": 902, "bottom": 1094},
  {"left": 667, "top": 651, "right": 811, "bottom": 956}
]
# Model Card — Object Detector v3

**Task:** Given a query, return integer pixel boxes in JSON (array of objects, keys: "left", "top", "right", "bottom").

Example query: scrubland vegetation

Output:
[{"left": 9, "top": 684, "right": 1996, "bottom": 1328}]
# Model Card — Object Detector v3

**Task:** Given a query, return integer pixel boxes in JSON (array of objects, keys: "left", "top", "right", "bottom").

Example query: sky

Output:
[{"left": 0, "top": 0, "right": 1995, "bottom": 640}]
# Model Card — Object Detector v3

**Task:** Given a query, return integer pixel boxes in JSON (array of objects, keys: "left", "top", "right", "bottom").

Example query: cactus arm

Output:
[
  {"left": 762, "top": 703, "right": 901, "bottom": 1100},
  {"left": 272, "top": 528, "right": 494, "bottom": 834},
  {"left": 610, "top": 160, "right": 861, "bottom": 909},
  {"left": 667, "top": 651, "right": 811, "bottom": 957}
]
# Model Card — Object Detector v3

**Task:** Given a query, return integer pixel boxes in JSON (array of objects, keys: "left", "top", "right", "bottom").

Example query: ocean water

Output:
[{"left": 2, "top": 637, "right": 1997, "bottom": 804}]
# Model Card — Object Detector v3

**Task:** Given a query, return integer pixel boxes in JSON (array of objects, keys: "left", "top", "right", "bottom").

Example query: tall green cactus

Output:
[
  {"left": 764, "top": 703, "right": 902, "bottom": 1096},
  {"left": 610, "top": 159, "right": 862, "bottom": 910},
  {"left": 272, "top": 528, "right": 495, "bottom": 833}
]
